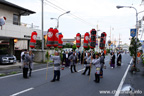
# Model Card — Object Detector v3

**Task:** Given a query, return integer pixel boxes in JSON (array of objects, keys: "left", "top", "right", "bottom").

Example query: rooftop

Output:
[{"left": 0, "top": 0, "right": 36, "bottom": 15}]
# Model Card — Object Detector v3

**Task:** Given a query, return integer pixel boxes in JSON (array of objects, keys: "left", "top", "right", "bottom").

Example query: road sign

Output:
[{"left": 130, "top": 29, "right": 137, "bottom": 37}]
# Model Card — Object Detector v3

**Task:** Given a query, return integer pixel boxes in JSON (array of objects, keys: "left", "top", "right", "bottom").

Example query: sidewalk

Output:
[
  {"left": 121, "top": 58, "right": 144, "bottom": 96},
  {"left": 0, "top": 62, "right": 48, "bottom": 75},
  {"left": 0, "top": 62, "right": 39, "bottom": 70},
  {"left": 0, "top": 62, "right": 22, "bottom": 70}
]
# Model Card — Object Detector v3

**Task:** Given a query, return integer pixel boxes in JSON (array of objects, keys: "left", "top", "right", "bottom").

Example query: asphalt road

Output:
[{"left": 0, "top": 54, "right": 135, "bottom": 96}]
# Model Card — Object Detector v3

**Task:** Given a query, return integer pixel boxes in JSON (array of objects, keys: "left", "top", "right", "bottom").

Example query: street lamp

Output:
[
  {"left": 116, "top": 5, "right": 138, "bottom": 67},
  {"left": 50, "top": 11, "right": 70, "bottom": 29}
]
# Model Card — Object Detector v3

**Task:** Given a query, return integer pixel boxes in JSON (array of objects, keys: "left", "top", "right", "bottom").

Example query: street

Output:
[{"left": 0, "top": 54, "right": 141, "bottom": 96}]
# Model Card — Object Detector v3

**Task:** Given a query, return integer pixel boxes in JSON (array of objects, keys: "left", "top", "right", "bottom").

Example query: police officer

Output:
[
  {"left": 82, "top": 51, "right": 91, "bottom": 76},
  {"left": 50, "top": 51, "right": 61, "bottom": 82},
  {"left": 69, "top": 51, "right": 77, "bottom": 73}
]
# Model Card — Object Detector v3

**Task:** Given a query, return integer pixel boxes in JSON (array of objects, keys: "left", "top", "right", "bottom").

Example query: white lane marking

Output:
[
  {"left": 10, "top": 87, "right": 34, "bottom": 96},
  {"left": 114, "top": 59, "right": 133, "bottom": 96},
  {"left": 78, "top": 68, "right": 85, "bottom": 72},
  {"left": 0, "top": 67, "right": 53, "bottom": 80}
]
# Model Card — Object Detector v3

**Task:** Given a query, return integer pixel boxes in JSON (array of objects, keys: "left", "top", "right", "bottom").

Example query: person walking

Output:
[
  {"left": 69, "top": 51, "right": 77, "bottom": 73},
  {"left": 50, "top": 51, "right": 61, "bottom": 82},
  {"left": 28, "top": 50, "right": 34, "bottom": 77},
  {"left": 22, "top": 51, "right": 29, "bottom": 79},
  {"left": 137, "top": 51, "right": 141, "bottom": 64},
  {"left": 82, "top": 51, "right": 91, "bottom": 76},
  {"left": 99, "top": 53, "right": 105, "bottom": 78},
  {"left": 117, "top": 51, "right": 122, "bottom": 66},
  {"left": 91, "top": 53, "right": 101, "bottom": 83},
  {"left": 101, "top": 50, "right": 105, "bottom": 59},
  {"left": 64, "top": 51, "right": 70, "bottom": 67},
  {"left": 110, "top": 52, "right": 115, "bottom": 68}
]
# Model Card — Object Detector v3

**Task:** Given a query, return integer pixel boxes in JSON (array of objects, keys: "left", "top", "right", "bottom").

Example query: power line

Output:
[{"left": 44, "top": 0, "right": 96, "bottom": 27}]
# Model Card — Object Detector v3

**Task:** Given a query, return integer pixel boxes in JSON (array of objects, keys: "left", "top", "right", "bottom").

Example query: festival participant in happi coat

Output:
[
  {"left": 91, "top": 54, "right": 101, "bottom": 83},
  {"left": 69, "top": 51, "right": 77, "bottom": 73},
  {"left": 49, "top": 51, "right": 61, "bottom": 82},
  {"left": 82, "top": 51, "right": 91, "bottom": 76}
]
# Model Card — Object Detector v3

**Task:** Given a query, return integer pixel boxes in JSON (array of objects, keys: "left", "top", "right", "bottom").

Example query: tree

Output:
[
  {"left": 64, "top": 43, "right": 72, "bottom": 48},
  {"left": 129, "top": 37, "right": 142, "bottom": 73},
  {"left": 129, "top": 37, "right": 141, "bottom": 56},
  {"left": 72, "top": 44, "right": 76, "bottom": 51},
  {"left": 36, "top": 40, "right": 42, "bottom": 49}
]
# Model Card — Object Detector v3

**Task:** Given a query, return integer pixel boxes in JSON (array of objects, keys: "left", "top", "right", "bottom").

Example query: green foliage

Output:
[
  {"left": 45, "top": 51, "right": 49, "bottom": 59},
  {"left": 54, "top": 47, "right": 59, "bottom": 51},
  {"left": 142, "top": 53, "right": 144, "bottom": 64},
  {"left": 106, "top": 49, "right": 110, "bottom": 53},
  {"left": 60, "top": 51, "right": 63, "bottom": 62},
  {"left": 0, "top": 73, "right": 6, "bottom": 77},
  {"left": 95, "top": 51, "right": 98, "bottom": 54},
  {"left": 129, "top": 37, "right": 142, "bottom": 56},
  {"left": 72, "top": 44, "right": 77, "bottom": 51},
  {"left": 64, "top": 43, "right": 72, "bottom": 48},
  {"left": 85, "top": 45, "right": 90, "bottom": 50},
  {"left": 36, "top": 40, "right": 42, "bottom": 49}
]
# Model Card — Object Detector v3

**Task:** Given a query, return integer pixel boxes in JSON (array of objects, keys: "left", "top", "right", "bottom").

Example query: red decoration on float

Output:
[
  {"left": 58, "top": 33, "right": 63, "bottom": 48},
  {"left": 30, "top": 31, "right": 37, "bottom": 48},
  {"left": 53, "top": 28, "right": 59, "bottom": 47},
  {"left": 76, "top": 33, "right": 81, "bottom": 48},
  {"left": 47, "top": 28, "right": 54, "bottom": 47},
  {"left": 89, "top": 29, "right": 97, "bottom": 49},
  {"left": 83, "top": 32, "right": 90, "bottom": 48},
  {"left": 99, "top": 32, "right": 107, "bottom": 49}
]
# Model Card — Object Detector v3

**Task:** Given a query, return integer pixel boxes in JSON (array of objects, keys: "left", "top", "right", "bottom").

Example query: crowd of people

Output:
[
  {"left": 20, "top": 49, "right": 123, "bottom": 83},
  {"left": 49, "top": 50, "right": 108, "bottom": 83},
  {"left": 21, "top": 50, "right": 34, "bottom": 79}
]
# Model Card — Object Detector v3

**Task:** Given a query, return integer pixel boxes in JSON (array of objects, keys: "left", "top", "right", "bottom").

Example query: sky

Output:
[{"left": 7, "top": 0, "right": 144, "bottom": 45}]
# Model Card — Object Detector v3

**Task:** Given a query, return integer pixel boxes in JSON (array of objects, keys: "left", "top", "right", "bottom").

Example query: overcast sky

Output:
[{"left": 7, "top": 0, "right": 144, "bottom": 45}]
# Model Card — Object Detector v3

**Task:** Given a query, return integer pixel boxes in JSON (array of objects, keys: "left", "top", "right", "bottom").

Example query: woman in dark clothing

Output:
[
  {"left": 117, "top": 52, "right": 122, "bottom": 66},
  {"left": 110, "top": 52, "right": 115, "bottom": 68}
]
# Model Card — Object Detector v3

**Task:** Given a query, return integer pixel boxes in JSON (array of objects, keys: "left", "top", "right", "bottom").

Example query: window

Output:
[{"left": 13, "top": 14, "right": 19, "bottom": 25}]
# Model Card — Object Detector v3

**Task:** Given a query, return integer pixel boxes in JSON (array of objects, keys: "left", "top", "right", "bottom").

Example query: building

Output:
[{"left": 0, "top": 0, "right": 42, "bottom": 55}]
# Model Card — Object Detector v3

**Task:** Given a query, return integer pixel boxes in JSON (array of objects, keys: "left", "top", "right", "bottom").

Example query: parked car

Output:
[{"left": 0, "top": 50, "right": 17, "bottom": 64}]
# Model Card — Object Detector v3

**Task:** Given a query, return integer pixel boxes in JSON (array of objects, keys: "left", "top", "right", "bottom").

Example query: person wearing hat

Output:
[
  {"left": 82, "top": 51, "right": 91, "bottom": 76},
  {"left": 49, "top": 51, "right": 61, "bottom": 82},
  {"left": 69, "top": 51, "right": 77, "bottom": 73},
  {"left": 117, "top": 51, "right": 122, "bottom": 66}
]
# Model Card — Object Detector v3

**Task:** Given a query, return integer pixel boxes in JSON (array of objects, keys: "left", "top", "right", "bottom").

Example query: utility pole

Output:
[
  {"left": 119, "top": 33, "right": 120, "bottom": 50},
  {"left": 41, "top": 0, "right": 44, "bottom": 62},
  {"left": 97, "top": 24, "right": 99, "bottom": 52},
  {"left": 110, "top": 26, "right": 111, "bottom": 41}
]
